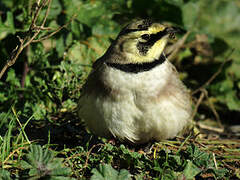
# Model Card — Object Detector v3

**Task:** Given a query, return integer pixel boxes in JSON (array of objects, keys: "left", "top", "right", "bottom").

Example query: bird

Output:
[{"left": 77, "top": 19, "right": 192, "bottom": 144}]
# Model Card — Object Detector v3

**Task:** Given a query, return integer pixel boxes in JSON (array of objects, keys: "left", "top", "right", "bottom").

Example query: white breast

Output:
[{"left": 78, "top": 60, "right": 192, "bottom": 143}]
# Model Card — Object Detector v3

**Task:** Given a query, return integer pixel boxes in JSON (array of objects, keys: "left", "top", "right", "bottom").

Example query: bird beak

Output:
[{"left": 166, "top": 27, "right": 186, "bottom": 39}]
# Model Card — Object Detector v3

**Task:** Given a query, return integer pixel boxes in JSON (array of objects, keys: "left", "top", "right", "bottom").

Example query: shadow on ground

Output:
[
  {"left": 24, "top": 111, "right": 102, "bottom": 150},
  {"left": 23, "top": 110, "right": 158, "bottom": 152}
]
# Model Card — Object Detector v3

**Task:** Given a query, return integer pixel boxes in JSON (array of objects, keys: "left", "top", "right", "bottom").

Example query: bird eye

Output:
[{"left": 141, "top": 34, "right": 150, "bottom": 40}]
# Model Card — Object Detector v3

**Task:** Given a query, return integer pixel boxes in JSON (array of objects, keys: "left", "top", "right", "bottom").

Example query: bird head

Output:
[{"left": 107, "top": 19, "right": 179, "bottom": 64}]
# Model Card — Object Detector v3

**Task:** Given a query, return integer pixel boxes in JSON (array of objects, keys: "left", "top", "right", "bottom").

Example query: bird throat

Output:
[{"left": 106, "top": 53, "right": 166, "bottom": 73}]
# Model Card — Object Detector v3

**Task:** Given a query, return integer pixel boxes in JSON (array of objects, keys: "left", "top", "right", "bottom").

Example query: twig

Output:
[
  {"left": 191, "top": 88, "right": 223, "bottom": 128},
  {"left": 212, "top": 153, "right": 218, "bottom": 169},
  {"left": 12, "top": 107, "right": 31, "bottom": 144},
  {"left": 21, "top": 59, "right": 29, "bottom": 88},
  {"left": 32, "top": 14, "right": 77, "bottom": 43},
  {"left": 176, "top": 133, "right": 192, "bottom": 154},
  {"left": 2, "top": 147, "right": 26, "bottom": 165},
  {"left": 191, "top": 89, "right": 205, "bottom": 120},
  {"left": 41, "top": 0, "right": 52, "bottom": 27},
  {"left": 190, "top": 49, "right": 234, "bottom": 127},
  {"left": 0, "top": 0, "right": 76, "bottom": 79},
  {"left": 0, "top": 0, "right": 50, "bottom": 79},
  {"left": 222, "top": 161, "right": 236, "bottom": 171},
  {"left": 0, "top": 40, "right": 24, "bottom": 79},
  {"left": 197, "top": 122, "right": 224, "bottom": 133},
  {"left": 192, "top": 48, "right": 235, "bottom": 95},
  {"left": 30, "top": 0, "right": 48, "bottom": 30},
  {"left": 167, "top": 31, "right": 191, "bottom": 61},
  {"left": 80, "top": 40, "right": 103, "bottom": 55},
  {"left": 193, "top": 139, "right": 208, "bottom": 148},
  {"left": 33, "top": 26, "right": 52, "bottom": 30},
  {"left": 203, "top": 90, "right": 223, "bottom": 128},
  {"left": 83, "top": 144, "right": 104, "bottom": 169}
]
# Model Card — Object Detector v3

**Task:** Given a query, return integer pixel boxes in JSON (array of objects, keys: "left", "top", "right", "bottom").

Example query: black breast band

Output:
[{"left": 106, "top": 53, "right": 166, "bottom": 73}]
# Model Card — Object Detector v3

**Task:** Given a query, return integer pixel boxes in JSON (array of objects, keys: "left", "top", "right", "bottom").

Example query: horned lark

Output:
[{"left": 78, "top": 19, "right": 192, "bottom": 144}]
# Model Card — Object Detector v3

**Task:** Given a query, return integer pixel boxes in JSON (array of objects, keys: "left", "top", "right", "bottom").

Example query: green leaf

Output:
[
  {"left": 226, "top": 91, "right": 240, "bottom": 111},
  {"left": 66, "top": 33, "right": 73, "bottom": 47},
  {"left": 48, "top": 0, "right": 62, "bottom": 19},
  {"left": 5, "top": 11, "right": 15, "bottom": 32},
  {"left": 182, "top": 2, "right": 200, "bottom": 30},
  {"left": 178, "top": 48, "right": 192, "bottom": 62},
  {"left": 169, "top": 154, "right": 182, "bottom": 167},
  {"left": 199, "top": 1, "right": 240, "bottom": 48},
  {"left": 76, "top": 1, "right": 114, "bottom": 26},
  {"left": 182, "top": 0, "right": 240, "bottom": 59},
  {"left": 0, "top": 0, "right": 13, "bottom": 7},
  {"left": 120, "top": 145, "right": 141, "bottom": 159},
  {"left": 21, "top": 145, "right": 72, "bottom": 179},
  {"left": 62, "top": 99, "right": 77, "bottom": 110},
  {"left": 91, "top": 164, "right": 131, "bottom": 180},
  {"left": 68, "top": 42, "right": 88, "bottom": 63},
  {"left": 210, "top": 168, "right": 229, "bottom": 179},
  {"left": 183, "top": 160, "right": 201, "bottom": 179},
  {"left": 117, "top": 169, "right": 132, "bottom": 180},
  {"left": 6, "top": 69, "right": 20, "bottom": 87},
  {"left": 211, "top": 77, "right": 240, "bottom": 111},
  {"left": 32, "top": 102, "right": 47, "bottom": 120},
  {"left": 92, "top": 20, "right": 119, "bottom": 36},
  {"left": 0, "top": 93, "right": 7, "bottom": 102},
  {"left": 56, "top": 35, "right": 65, "bottom": 57},
  {"left": 229, "top": 62, "right": 240, "bottom": 79},
  {"left": 65, "top": 1, "right": 120, "bottom": 36},
  {"left": 161, "top": 169, "right": 177, "bottom": 180},
  {"left": 0, "top": 169, "right": 11, "bottom": 180},
  {"left": 0, "top": 11, "right": 15, "bottom": 39},
  {"left": 165, "top": 0, "right": 184, "bottom": 6},
  {"left": 186, "top": 144, "right": 212, "bottom": 167}
]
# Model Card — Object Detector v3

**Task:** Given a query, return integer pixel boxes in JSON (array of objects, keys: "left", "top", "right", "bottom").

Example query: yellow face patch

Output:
[
  {"left": 148, "top": 23, "right": 166, "bottom": 34},
  {"left": 147, "top": 37, "right": 168, "bottom": 60},
  {"left": 122, "top": 37, "right": 168, "bottom": 64},
  {"left": 116, "top": 22, "right": 169, "bottom": 64}
]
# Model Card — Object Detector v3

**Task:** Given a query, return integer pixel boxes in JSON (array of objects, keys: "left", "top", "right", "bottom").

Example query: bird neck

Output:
[{"left": 106, "top": 53, "right": 166, "bottom": 73}]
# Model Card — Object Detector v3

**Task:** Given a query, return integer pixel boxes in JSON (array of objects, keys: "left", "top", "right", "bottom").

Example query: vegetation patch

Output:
[{"left": 1, "top": 0, "right": 240, "bottom": 179}]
